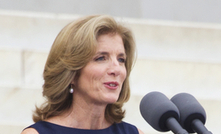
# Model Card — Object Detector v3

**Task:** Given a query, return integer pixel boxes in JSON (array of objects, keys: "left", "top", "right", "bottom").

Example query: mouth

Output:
[{"left": 104, "top": 82, "right": 119, "bottom": 90}]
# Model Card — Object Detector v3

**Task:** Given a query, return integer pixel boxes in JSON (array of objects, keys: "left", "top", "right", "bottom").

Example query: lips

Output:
[{"left": 104, "top": 82, "right": 119, "bottom": 90}]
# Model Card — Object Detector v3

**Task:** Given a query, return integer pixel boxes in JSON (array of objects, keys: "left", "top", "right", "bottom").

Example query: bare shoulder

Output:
[
  {"left": 138, "top": 128, "right": 145, "bottom": 134},
  {"left": 21, "top": 128, "right": 39, "bottom": 134}
]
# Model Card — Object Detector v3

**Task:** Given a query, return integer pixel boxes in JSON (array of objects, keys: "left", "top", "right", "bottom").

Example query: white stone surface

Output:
[
  {"left": 0, "top": 87, "right": 44, "bottom": 125},
  {"left": 23, "top": 50, "right": 48, "bottom": 89},
  {"left": 130, "top": 59, "right": 221, "bottom": 100},
  {"left": 0, "top": 87, "right": 44, "bottom": 134},
  {"left": 0, "top": 11, "right": 221, "bottom": 134},
  {"left": 0, "top": 87, "right": 219, "bottom": 134},
  {"left": 1, "top": 10, "right": 221, "bottom": 63},
  {"left": 1, "top": 0, "right": 221, "bottom": 23},
  {"left": 0, "top": 10, "right": 78, "bottom": 50},
  {"left": 127, "top": 21, "right": 221, "bottom": 63},
  {"left": 0, "top": 125, "right": 26, "bottom": 134},
  {"left": 0, "top": 49, "right": 22, "bottom": 87}
]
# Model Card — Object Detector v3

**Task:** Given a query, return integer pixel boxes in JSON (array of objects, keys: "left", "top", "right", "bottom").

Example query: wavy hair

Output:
[{"left": 33, "top": 15, "right": 136, "bottom": 123}]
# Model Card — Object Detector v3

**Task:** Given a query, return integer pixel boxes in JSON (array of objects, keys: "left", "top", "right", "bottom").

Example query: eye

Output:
[
  {"left": 118, "top": 58, "right": 126, "bottom": 63},
  {"left": 95, "top": 56, "right": 106, "bottom": 61}
]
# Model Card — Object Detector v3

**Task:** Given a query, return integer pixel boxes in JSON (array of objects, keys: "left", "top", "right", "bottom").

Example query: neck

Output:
[
  {"left": 47, "top": 94, "right": 112, "bottom": 130},
  {"left": 67, "top": 102, "right": 111, "bottom": 129}
]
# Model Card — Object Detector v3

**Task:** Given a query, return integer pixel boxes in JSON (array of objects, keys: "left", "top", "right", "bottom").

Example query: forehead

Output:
[{"left": 96, "top": 33, "right": 125, "bottom": 52}]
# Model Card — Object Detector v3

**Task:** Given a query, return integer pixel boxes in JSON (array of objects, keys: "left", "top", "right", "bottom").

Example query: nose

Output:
[{"left": 107, "top": 59, "right": 121, "bottom": 77}]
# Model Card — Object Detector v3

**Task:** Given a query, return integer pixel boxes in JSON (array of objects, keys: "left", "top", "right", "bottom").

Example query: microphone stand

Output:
[
  {"left": 166, "top": 117, "right": 188, "bottom": 134},
  {"left": 191, "top": 119, "right": 212, "bottom": 134}
]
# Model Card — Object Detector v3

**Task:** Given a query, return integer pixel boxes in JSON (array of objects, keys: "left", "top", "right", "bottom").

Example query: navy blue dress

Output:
[{"left": 27, "top": 121, "right": 139, "bottom": 134}]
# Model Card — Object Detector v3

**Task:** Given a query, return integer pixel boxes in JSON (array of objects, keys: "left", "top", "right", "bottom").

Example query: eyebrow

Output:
[
  {"left": 118, "top": 53, "right": 127, "bottom": 58},
  {"left": 96, "top": 51, "right": 127, "bottom": 57}
]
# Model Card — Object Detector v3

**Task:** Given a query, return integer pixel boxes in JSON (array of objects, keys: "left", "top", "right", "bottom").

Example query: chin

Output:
[
  {"left": 105, "top": 97, "right": 119, "bottom": 104},
  {"left": 102, "top": 93, "right": 120, "bottom": 104}
]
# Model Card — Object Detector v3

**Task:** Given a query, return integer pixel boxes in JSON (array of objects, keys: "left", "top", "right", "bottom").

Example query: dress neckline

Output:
[{"left": 40, "top": 120, "right": 117, "bottom": 131}]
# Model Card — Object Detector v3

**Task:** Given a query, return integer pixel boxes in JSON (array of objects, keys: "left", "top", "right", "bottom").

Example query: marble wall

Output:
[{"left": 0, "top": 11, "right": 221, "bottom": 134}]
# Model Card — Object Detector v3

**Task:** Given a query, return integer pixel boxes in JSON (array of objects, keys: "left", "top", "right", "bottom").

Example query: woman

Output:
[{"left": 22, "top": 15, "right": 144, "bottom": 134}]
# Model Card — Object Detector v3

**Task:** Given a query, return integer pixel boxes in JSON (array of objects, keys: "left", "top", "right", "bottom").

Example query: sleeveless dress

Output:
[{"left": 27, "top": 121, "right": 139, "bottom": 134}]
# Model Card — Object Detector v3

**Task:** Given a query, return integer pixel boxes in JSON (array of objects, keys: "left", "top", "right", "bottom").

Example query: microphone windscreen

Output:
[
  {"left": 140, "top": 91, "right": 180, "bottom": 132},
  {"left": 171, "top": 93, "right": 206, "bottom": 133}
]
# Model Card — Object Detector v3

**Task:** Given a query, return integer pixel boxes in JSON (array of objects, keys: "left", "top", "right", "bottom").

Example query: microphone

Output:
[
  {"left": 140, "top": 91, "right": 188, "bottom": 134},
  {"left": 171, "top": 93, "right": 212, "bottom": 134}
]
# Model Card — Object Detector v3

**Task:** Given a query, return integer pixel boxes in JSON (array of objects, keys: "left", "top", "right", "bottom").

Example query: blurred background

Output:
[{"left": 0, "top": 0, "right": 221, "bottom": 133}]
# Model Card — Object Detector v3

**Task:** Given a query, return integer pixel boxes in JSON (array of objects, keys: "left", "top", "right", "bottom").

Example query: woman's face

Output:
[{"left": 74, "top": 33, "right": 127, "bottom": 105}]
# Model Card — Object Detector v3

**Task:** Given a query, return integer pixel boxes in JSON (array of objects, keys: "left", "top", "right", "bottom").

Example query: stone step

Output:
[
  {"left": 1, "top": 10, "right": 221, "bottom": 63},
  {"left": 0, "top": 124, "right": 26, "bottom": 134},
  {"left": 0, "top": 87, "right": 220, "bottom": 134},
  {"left": 1, "top": 10, "right": 221, "bottom": 134},
  {"left": 1, "top": 49, "right": 220, "bottom": 100},
  {"left": 130, "top": 59, "right": 221, "bottom": 100}
]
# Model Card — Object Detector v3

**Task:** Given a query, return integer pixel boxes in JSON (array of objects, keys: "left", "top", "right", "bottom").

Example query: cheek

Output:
[
  {"left": 121, "top": 67, "right": 127, "bottom": 82},
  {"left": 84, "top": 66, "right": 104, "bottom": 83},
  {"left": 77, "top": 68, "right": 93, "bottom": 88}
]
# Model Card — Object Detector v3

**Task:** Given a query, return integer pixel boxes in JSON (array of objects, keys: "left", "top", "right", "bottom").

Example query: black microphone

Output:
[
  {"left": 171, "top": 93, "right": 212, "bottom": 134},
  {"left": 140, "top": 91, "right": 188, "bottom": 134}
]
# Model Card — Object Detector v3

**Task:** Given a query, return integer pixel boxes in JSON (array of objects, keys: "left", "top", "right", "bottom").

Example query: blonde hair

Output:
[{"left": 33, "top": 15, "right": 136, "bottom": 123}]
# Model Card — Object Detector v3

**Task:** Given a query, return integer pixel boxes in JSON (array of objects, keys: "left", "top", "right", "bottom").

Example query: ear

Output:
[
  {"left": 71, "top": 71, "right": 80, "bottom": 86},
  {"left": 71, "top": 79, "right": 75, "bottom": 85},
  {"left": 71, "top": 75, "right": 78, "bottom": 86}
]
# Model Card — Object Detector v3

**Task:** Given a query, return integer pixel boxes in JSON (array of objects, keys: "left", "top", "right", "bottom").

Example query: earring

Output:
[{"left": 69, "top": 88, "right": 74, "bottom": 94}]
